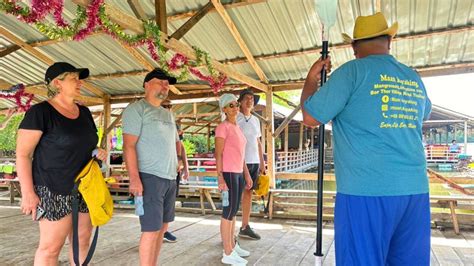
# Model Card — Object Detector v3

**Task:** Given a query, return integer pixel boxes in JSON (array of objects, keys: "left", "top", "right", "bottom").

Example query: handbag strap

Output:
[{"left": 72, "top": 183, "right": 99, "bottom": 266}]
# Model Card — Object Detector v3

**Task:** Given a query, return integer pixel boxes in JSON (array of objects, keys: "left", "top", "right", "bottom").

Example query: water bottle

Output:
[
  {"left": 222, "top": 190, "right": 229, "bottom": 207},
  {"left": 135, "top": 196, "right": 144, "bottom": 216}
]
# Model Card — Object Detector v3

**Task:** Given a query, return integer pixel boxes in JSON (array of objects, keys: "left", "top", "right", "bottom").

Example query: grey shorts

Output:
[{"left": 139, "top": 172, "right": 177, "bottom": 232}]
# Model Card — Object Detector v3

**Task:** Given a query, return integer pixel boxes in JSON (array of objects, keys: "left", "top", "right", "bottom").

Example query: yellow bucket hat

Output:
[{"left": 342, "top": 12, "right": 398, "bottom": 43}]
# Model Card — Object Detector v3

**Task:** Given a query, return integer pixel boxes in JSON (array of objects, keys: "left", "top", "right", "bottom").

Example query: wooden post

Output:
[
  {"left": 284, "top": 126, "right": 289, "bottom": 172},
  {"left": 155, "top": 0, "right": 167, "bottom": 34},
  {"left": 311, "top": 128, "right": 315, "bottom": 149},
  {"left": 103, "top": 95, "right": 111, "bottom": 178},
  {"left": 464, "top": 121, "right": 468, "bottom": 153},
  {"left": 299, "top": 123, "right": 304, "bottom": 151},
  {"left": 449, "top": 201, "right": 460, "bottom": 234},
  {"left": 265, "top": 88, "right": 275, "bottom": 187},
  {"left": 261, "top": 120, "right": 266, "bottom": 153},
  {"left": 207, "top": 125, "right": 211, "bottom": 152}
]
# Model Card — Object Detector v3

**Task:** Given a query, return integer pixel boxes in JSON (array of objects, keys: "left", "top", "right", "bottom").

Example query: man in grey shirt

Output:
[{"left": 123, "top": 68, "right": 182, "bottom": 265}]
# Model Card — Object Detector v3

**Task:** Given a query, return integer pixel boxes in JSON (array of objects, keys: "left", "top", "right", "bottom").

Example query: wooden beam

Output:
[
  {"left": 211, "top": 0, "right": 268, "bottom": 83},
  {"left": 170, "top": 2, "right": 214, "bottom": 40},
  {"left": 416, "top": 62, "right": 474, "bottom": 77},
  {"left": 166, "top": 38, "right": 268, "bottom": 92},
  {"left": 176, "top": 112, "right": 221, "bottom": 118},
  {"left": 127, "top": 0, "right": 147, "bottom": 20},
  {"left": 73, "top": 0, "right": 267, "bottom": 92},
  {"left": 274, "top": 93, "right": 298, "bottom": 108},
  {"left": 0, "top": 27, "right": 105, "bottom": 97},
  {"left": 168, "top": 0, "right": 266, "bottom": 21},
  {"left": 155, "top": 0, "right": 167, "bottom": 34},
  {"left": 273, "top": 104, "right": 301, "bottom": 137},
  {"left": 224, "top": 25, "right": 474, "bottom": 65},
  {"left": 0, "top": 45, "right": 21, "bottom": 57}
]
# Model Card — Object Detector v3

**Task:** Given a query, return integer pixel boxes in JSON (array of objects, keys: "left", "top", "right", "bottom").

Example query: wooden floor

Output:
[{"left": 0, "top": 205, "right": 473, "bottom": 266}]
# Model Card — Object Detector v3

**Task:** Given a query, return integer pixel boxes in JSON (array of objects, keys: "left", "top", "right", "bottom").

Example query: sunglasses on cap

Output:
[
  {"left": 225, "top": 102, "right": 240, "bottom": 108},
  {"left": 162, "top": 104, "right": 172, "bottom": 109}
]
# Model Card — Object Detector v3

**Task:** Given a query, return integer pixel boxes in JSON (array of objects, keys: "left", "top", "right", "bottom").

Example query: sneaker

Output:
[
  {"left": 163, "top": 231, "right": 177, "bottom": 243},
  {"left": 233, "top": 242, "right": 250, "bottom": 257},
  {"left": 239, "top": 225, "right": 261, "bottom": 240},
  {"left": 221, "top": 250, "right": 248, "bottom": 265}
]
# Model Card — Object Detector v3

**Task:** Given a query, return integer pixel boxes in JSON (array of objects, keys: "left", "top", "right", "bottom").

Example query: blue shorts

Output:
[{"left": 334, "top": 193, "right": 430, "bottom": 266}]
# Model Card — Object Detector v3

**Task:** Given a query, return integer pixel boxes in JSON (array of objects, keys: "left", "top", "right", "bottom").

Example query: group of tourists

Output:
[{"left": 15, "top": 12, "right": 432, "bottom": 266}]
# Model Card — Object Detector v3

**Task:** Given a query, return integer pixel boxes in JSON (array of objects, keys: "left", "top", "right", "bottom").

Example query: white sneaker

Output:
[
  {"left": 221, "top": 250, "right": 248, "bottom": 265},
  {"left": 233, "top": 242, "right": 250, "bottom": 257}
]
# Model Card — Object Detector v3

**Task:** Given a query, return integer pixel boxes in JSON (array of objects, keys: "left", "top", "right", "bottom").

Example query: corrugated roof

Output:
[{"left": 1, "top": 0, "right": 472, "bottom": 111}]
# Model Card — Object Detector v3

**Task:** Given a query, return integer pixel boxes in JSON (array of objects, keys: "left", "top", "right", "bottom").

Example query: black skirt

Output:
[{"left": 35, "top": 185, "right": 89, "bottom": 221}]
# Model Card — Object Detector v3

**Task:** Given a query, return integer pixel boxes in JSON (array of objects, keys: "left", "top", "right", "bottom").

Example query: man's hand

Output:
[
  {"left": 244, "top": 174, "right": 253, "bottom": 190},
  {"left": 259, "top": 162, "right": 266, "bottom": 175},
  {"left": 307, "top": 56, "right": 332, "bottom": 82},
  {"left": 129, "top": 178, "right": 143, "bottom": 196}
]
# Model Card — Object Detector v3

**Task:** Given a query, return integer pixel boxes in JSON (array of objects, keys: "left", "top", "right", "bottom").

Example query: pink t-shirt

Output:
[{"left": 215, "top": 121, "right": 247, "bottom": 173}]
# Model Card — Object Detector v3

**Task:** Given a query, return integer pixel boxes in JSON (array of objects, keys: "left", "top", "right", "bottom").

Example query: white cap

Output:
[{"left": 219, "top": 93, "right": 238, "bottom": 110}]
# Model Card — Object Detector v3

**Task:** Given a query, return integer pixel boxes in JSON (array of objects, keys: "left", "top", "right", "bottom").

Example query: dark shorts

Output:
[
  {"left": 335, "top": 193, "right": 431, "bottom": 265},
  {"left": 222, "top": 172, "right": 245, "bottom": 221},
  {"left": 246, "top": 164, "right": 260, "bottom": 190},
  {"left": 35, "top": 185, "right": 88, "bottom": 221},
  {"left": 139, "top": 172, "right": 177, "bottom": 232}
]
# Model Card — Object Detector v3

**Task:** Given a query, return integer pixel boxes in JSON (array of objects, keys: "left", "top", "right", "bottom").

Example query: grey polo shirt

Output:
[{"left": 122, "top": 99, "right": 179, "bottom": 180}]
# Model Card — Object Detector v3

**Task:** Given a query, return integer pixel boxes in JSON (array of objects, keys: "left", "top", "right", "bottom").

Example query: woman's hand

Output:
[
  {"left": 94, "top": 148, "right": 108, "bottom": 162},
  {"left": 218, "top": 176, "right": 228, "bottom": 191},
  {"left": 21, "top": 191, "right": 40, "bottom": 220}
]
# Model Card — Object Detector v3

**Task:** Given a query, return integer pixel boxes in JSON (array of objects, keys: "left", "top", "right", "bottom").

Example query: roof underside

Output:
[{"left": 1, "top": 0, "right": 473, "bottom": 113}]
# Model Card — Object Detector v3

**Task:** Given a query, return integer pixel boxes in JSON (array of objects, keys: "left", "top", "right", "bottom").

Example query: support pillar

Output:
[{"left": 265, "top": 87, "right": 275, "bottom": 187}]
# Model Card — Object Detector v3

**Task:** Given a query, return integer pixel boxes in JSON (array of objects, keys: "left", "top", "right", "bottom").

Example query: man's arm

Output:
[
  {"left": 257, "top": 138, "right": 266, "bottom": 175},
  {"left": 123, "top": 133, "right": 142, "bottom": 196},
  {"left": 180, "top": 141, "right": 189, "bottom": 180},
  {"left": 300, "top": 57, "right": 331, "bottom": 127}
]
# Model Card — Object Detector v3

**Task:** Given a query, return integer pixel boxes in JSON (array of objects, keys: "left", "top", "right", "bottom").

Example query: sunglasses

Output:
[
  {"left": 225, "top": 102, "right": 240, "bottom": 108},
  {"left": 162, "top": 104, "right": 172, "bottom": 109}
]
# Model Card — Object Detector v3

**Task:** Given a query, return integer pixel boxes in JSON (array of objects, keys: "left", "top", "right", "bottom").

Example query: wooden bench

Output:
[
  {"left": 178, "top": 182, "right": 219, "bottom": 215},
  {"left": 267, "top": 189, "right": 474, "bottom": 234},
  {"left": 0, "top": 178, "right": 21, "bottom": 203}
]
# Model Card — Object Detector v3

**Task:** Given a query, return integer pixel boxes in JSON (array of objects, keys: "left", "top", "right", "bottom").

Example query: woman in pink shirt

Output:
[{"left": 215, "top": 93, "right": 253, "bottom": 265}]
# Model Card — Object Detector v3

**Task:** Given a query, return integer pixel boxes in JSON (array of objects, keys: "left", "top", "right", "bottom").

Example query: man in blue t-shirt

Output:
[{"left": 300, "top": 13, "right": 432, "bottom": 265}]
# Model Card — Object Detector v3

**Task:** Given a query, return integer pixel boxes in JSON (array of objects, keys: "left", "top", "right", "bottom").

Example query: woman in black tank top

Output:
[{"left": 16, "top": 62, "right": 107, "bottom": 265}]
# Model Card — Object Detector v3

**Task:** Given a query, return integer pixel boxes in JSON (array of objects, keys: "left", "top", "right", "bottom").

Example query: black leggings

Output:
[{"left": 222, "top": 172, "right": 244, "bottom": 221}]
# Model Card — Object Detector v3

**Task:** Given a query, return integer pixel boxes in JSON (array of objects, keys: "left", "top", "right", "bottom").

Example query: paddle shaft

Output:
[{"left": 314, "top": 40, "right": 329, "bottom": 258}]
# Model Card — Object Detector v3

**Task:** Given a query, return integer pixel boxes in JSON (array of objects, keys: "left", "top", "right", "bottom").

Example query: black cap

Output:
[
  {"left": 238, "top": 88, "right": 260, "bottom": 106},
  {"left": 45, "top": 62, "right": 89, "bottom": 84},
  {"left": 143, "top": 68, "right": 177, "bottom": 86}
]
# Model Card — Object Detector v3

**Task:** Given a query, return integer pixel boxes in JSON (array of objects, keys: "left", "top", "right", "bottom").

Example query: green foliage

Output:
[
  {"left": 0, "top": 114, "right": 24, "bottom": 152},
  {"left": 183, "top": 134, "right": 214, "bottom": 155},
  {"left": 259, "top": 91, "right": 301, "bottom": 108},
  {"left": 182, "top": 139, "right": 196, "bottom": 157}
]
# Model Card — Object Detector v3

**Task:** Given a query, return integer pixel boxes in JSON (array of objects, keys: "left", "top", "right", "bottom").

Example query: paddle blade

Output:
[{"left": 315, "top": 0, "right": 338, "bottom": 28}]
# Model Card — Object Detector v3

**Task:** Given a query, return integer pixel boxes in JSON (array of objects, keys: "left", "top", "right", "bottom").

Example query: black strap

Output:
[{"left": 72, "top": 183, "right": 99, "bottom": 266}]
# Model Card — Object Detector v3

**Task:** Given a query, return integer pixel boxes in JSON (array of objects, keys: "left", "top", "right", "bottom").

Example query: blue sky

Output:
[{"left": 422, "top": 73, "right": 474, "bottom": 117}]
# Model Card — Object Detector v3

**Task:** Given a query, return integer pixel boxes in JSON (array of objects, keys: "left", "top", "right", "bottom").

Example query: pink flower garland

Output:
[
  {"left": 73, "top": 0, "right": 103, "bottom": 41},
  {"left": 4, "top": 0, "right": 228, "bottom": 93},
  {"left": 169, "top": 53, "right": 188, "bottom": 70},
  {"left": 0, "top": 84, "right": 34, "bottom": 112}
]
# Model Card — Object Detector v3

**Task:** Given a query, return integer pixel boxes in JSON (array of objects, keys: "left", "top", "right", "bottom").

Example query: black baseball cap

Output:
[
  {"left": 143, "top": 68, "right": 177, "bottom": 86},
  {"left": 45, "top": 62, "right": 89, "bottom": 84},
  {"left": 238, "top": 88, "right": 260, "bottom": 106}
]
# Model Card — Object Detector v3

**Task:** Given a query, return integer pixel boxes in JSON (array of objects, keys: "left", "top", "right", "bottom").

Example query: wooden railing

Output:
[{"left": 275, "top": 149, "right": 318, "bottom": 172}]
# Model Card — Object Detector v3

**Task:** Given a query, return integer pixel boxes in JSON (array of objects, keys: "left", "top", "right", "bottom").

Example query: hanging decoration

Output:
[
  {"left": 0, "top": 84, "right": 34, "bottom": 112},
  {"left": 0, "top": 0, "right": 228, "bottom": 93}
]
